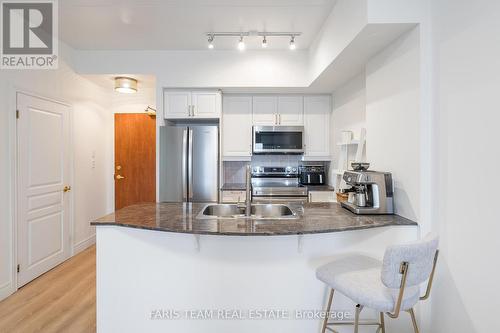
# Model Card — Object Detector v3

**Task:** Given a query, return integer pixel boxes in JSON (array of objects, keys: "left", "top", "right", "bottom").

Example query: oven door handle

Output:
[{"left": 252, "top": 197, "right": 308, "bottom": 203}]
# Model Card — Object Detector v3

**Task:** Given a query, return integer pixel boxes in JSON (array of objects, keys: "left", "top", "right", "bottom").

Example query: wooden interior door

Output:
[{"left": 114, "top": 114, "right": 156, "bottom": 210}]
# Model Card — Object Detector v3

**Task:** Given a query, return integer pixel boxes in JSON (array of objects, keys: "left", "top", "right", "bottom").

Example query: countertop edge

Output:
[{"left": 90, "top": 220, "right": 418, "bottom": 236}]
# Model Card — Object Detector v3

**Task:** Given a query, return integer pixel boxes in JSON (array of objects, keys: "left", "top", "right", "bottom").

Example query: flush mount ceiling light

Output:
[
  {"left": 206, "top": 31, "right": 301, "bottom": 50},
  {"left": 114, "top": 77, "right": 137, "bottom": 93}
]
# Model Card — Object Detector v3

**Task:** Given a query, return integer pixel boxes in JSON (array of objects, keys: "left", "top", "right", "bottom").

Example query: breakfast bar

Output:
[{"left": 92, "top": 202, "right": 417, "bottom": 333}]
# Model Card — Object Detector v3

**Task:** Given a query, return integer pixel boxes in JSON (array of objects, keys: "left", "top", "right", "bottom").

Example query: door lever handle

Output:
[
  {"left": 63, "top": 186, "right": 71, "bottom": 193},
  {"left": 115, "top": 175, "right": 125, "bottom": 180}
]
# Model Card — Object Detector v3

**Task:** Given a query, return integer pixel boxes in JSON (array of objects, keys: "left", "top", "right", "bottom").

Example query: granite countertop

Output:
[{"left": 91, "top": 202, "right": 417, "bottom": 236}]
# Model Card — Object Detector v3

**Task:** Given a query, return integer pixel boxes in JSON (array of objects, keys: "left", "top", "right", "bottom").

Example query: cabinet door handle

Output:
[
  {"left": 191, "top": 105, "right": 195, "bottom": 117},
  {"left": 279, "top": 114, "right": 281, "bottom": 124}
]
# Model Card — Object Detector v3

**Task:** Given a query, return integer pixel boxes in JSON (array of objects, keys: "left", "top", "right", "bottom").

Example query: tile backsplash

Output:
[
  {"left": 223, "top": 156, "right": 329, "bottom": 184},
  {"left": 222, "top": 161, "right": 250, "bottom": 184}
]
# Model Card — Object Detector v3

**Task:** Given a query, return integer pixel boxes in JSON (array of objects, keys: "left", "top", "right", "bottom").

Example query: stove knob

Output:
[{"left": 292, "top": 167, "right": 297, "bottom": 172}]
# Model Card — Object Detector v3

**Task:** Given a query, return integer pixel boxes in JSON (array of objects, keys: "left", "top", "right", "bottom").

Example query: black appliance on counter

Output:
[{"left": 299, "top": 165, "right": 326, "bottom": 185}]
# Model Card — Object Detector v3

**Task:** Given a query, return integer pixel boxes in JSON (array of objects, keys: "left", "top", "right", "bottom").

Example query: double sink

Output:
[{"left": 196, "top": 204, "right": 298, "bottom": 220}]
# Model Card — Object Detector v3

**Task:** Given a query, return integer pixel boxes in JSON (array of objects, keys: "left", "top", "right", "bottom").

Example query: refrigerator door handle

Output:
[
  {"left": 182, "top": 128, "right": 188, "bottom": 201},
  {"left": 188, "top": 128, "right": 194, "bottom": 200}
]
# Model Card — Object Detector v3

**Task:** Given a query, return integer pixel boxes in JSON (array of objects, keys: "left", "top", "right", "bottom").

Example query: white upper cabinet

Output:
[
  {"left": 252, "top": 95, "right": 304, "bottom": 126},
  {"left": 303, "top": 96, "right": 331, "bottom": 160},
  {"left": 252, "top": 96, "right": 278, "bottom": 125},
  {"left": 278, "top": 96, "right": 303, "bottom": 125},
  {"left": 222, "top": 96, "right": 253, "bottom": 160},
  {"left": 191, "top": 91, "right": 221, "bottom": 118},
  {"left": 164, "top": 91, "right": 191, "bottom": 119},
  {"left": 164, "top": 90, "right": 221, "bottom": 119}
]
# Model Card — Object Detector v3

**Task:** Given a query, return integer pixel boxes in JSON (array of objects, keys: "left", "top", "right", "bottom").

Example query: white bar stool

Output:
[{"left": 316, "top": 233, "right": 439, "bottom": 333}]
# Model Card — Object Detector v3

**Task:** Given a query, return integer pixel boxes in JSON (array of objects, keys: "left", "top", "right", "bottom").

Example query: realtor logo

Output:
[{"left": 1, "top": 0, "right": 58, "bottom": 69}]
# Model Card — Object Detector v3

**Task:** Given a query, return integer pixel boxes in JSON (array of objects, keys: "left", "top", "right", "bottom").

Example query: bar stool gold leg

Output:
[
  {"left": 408, "top": 308, "right": 420, "bottom": 333},
  {"left": 379, "top": 312, "right": 386, "bottom": 333},
  {"left": 321, "top": 289, "right": 334, "bottom": 333},
  {"left": 354, "top": 304, "right": 362, "bottom": 333}
]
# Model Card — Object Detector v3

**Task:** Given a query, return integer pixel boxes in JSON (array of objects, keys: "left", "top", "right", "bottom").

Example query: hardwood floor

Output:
[{"left": 0, "top": 246, "right": 96, "bottom": 333}]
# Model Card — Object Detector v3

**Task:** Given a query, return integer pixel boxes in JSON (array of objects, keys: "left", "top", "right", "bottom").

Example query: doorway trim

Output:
[{"left": 5, "top": 85, "right": 75, "bottom": 298}]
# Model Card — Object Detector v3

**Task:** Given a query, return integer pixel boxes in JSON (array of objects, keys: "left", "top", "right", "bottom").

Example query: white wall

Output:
[
  {"left": 365, "top": 27, "right": 420, "bottom": 221},
  {"left": 308, "top": 0, "right": 367, "bottom": 80},
  {"left": 73, "top": 99, "right": 113, "bottom": 254},
  {"left": 330, "top": 71, "right": 366, "bottom": 184},
  {"left": 430, "top": 0, "right": 500, "bottom": 332},
  {"left": 112, "top": 86, "right": 156, "bottom": 114},
  {"left": 0, "top": 43, "right": 113, "bottom": 300}
]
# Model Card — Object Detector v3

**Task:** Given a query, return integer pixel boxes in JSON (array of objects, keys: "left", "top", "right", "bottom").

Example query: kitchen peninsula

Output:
[{"left": 92, "top": 202, "right": 417, "bottom": 333}]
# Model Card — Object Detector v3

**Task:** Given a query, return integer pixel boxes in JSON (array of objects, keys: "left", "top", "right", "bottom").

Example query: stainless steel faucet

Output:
[{"left": 245, "top": 165, "right": 252, "bottom": 216}]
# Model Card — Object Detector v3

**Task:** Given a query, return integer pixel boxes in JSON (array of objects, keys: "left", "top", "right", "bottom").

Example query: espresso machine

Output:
[{"left": 341, "top": 170, "right": 394, "bottom": 214}]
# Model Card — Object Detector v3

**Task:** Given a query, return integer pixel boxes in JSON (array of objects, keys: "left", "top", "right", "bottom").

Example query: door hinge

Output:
[
  {"left": 17, "top": 264, "right": 20, "bottom": 273},
  {"left": 16, "top": 110, "right": 20, "bottom": 119}
]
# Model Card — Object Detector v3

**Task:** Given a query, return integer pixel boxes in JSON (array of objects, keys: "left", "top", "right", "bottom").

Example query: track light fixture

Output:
[
  {"left": 205, "top": 31, "right": 301, "bottom": 50},
  {"left": 289, "top": 36, "right": 296, "bottom": 50},
  {"left": 261, "top": 36, "right": 267, "bottom": 48},
  {"left": 237, "top": 36, "right": 245, "bottom": 51},
  {"left": 207, "top": 35, "right": 214, "bottom": 49}
]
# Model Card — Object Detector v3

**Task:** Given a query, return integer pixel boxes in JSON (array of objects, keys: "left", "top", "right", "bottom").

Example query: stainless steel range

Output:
[{"left": 251, "top": 166, "right": 308, "bottom": 203}]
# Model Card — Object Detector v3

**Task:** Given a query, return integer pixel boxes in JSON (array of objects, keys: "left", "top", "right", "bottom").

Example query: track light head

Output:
[
  {"left": 289, "top": 36, "right": 296, "bottom": 50},
  {"left": 261, "top": 36, "right": 267, "bottom": 48},
  {"left": 237, "top": 36, "right": 245, "bottom": 51},
  {"left": 207, "top": 35, "right": 214, "bottom": 49}
]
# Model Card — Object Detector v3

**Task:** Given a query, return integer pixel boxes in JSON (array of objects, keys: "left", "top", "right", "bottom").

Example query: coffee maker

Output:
[{"left": 341, "top": 170, "right": 394, "bottom": 214}]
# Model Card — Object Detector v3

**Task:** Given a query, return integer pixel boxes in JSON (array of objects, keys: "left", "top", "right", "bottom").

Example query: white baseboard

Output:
[
  {"left": 73, "top": 234, "right": 96, "bottom": 255},
  {"left": 0, "top": 281, "right": 15, "bottom": 302}
]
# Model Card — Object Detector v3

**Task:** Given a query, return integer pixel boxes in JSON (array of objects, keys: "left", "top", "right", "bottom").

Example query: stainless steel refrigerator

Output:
[{"left": 160, "top": 124, "right": 219, "bottom": 202}]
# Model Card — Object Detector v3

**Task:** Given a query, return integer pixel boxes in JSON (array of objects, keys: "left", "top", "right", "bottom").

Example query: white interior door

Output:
[{"left": 17, "top": 93, "right": 71, "bottom": 287}]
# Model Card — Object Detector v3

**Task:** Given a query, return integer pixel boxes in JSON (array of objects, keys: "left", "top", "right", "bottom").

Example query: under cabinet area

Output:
[
  {"left": 164, "top": 90, "right": 221, "bottom": 119},
  {"left": 308, "top": 191, "right": 336, "bottom": 203},
  {"left": 221, "top": 190, "right": 247, "bottom": 203}
]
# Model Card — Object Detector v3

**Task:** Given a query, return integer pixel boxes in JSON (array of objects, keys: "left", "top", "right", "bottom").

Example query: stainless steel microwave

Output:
[{"left": 253, "top": 126, "right": 304, "bottom": 154}]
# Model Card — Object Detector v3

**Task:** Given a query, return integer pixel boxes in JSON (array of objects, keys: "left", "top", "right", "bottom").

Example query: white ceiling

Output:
[
  {"left": 59, "top": 0, "right": 337, "bottom": 50},
  {"left": 83, "top": 74, "right": 156, "bottom": 90}
]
